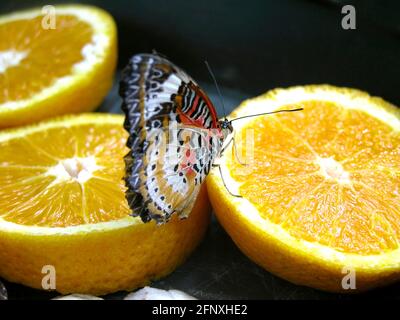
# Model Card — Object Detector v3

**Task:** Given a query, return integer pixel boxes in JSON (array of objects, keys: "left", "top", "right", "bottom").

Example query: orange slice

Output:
[
  {"left": 207, "top": 85, "right": 400, "bottom": 292},
  {"left": 0, "top": 5, "right": 117, "bottom": 128},
  {"left": 0, "top": 114, "right": 210, "bottom": 294}
]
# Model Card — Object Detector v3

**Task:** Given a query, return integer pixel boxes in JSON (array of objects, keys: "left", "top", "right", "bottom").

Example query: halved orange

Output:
[
  {"left": 0, "top": 5, "right": 117, "bottom": 128},
  {"left": 207, "top": 85, "right": 400, "bottom": 292},
  {"left": 0, "top": 114, "right": 210, "bottom": 294}
]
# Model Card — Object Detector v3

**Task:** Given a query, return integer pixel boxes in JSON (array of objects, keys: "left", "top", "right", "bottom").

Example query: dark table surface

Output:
[{"left": 1, "top": 0, "right": 399, "bottom": 300}]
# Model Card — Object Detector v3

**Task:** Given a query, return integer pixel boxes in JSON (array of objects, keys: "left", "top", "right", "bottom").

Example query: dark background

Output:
[
  {"left": 1, "top": 0, "right": 400, "bottom": 106},
  {"left": 0, "top": 0, "right": 399, "bottom": 300}
]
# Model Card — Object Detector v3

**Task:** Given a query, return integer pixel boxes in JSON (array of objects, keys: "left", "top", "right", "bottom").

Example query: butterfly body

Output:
[{"left": 120, "top": 54, "right": 231, "bottom": 224}]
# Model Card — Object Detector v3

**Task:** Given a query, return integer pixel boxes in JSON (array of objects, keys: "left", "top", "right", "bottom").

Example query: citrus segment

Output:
[
  {"left": 0, "top": 121, "right": 129, "bottom": 227},
  {"left": 0, "top": 15, "right": 93, "bottom": 103},
  {"left": 0, "top": 114, "right": 210, "bottom": 294},
  {"left": 208, "top": 85, "right": 400, "bottom": 292},
  {"left": 230, "top": 100, "right": 400, "bottom": 255},
  {"left": 0, "top": 5, "right": 117, "bottom": 128}
]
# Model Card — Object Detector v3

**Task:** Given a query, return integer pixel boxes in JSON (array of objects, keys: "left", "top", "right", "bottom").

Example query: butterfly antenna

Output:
[
  {"left": 152, "top": 49, "right": 169, "bottom": 60},
  {"left": 204, "top": 61, "right": 228, "bottom": 120},
  {"left": 230, "top": 107, "right": 304, "bottom": 122}
]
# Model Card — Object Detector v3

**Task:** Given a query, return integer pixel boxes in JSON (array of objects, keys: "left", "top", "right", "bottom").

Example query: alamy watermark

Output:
[
  {"left": 41, "top": 5, "right": 56, "bottom": 30},
  {"left": 341, "top": 5, "right": 356, "bottom": 30},
  {"left": 341, "top": 266, "right": 356, "bottom": 290},
  {"left": 41, "top": 265, "right": 56, "bottom": 290}
]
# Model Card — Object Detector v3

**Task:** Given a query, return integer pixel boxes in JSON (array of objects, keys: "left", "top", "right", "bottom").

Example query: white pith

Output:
[
  {"left": 0, "top": 50, "right": 29, "bottom": 73},
  {"left": 316, "top": 156, "right": 351, "bottom": 185},
  {"left": 46, "top": 156, "right": 102, "bottom": 185}
]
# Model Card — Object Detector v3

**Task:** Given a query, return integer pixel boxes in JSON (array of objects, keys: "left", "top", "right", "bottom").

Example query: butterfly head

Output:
[{"left": 219, "top": 118, "right": 233, "bottom": 140}]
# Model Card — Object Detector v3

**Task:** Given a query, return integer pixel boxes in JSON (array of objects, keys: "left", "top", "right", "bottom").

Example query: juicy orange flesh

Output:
[
  {"left": 229, "top": 101, "right": 400, "bottom": 255},
  {"left": 0, "top": 123, "right": 131, "bottom": 227},
  {"left": 0, "top": 15, "right": 93, "bottom": 103}
]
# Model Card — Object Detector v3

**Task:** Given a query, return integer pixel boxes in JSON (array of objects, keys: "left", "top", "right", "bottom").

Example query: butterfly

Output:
[
  {"left": 120, "top": 53, "right": 302, "bottom": 224},
  {"left": 120, "top": 53, "right": 233, "bottom": 224}
]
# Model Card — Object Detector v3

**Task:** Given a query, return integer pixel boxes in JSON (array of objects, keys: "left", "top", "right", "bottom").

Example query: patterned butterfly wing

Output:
[{"left": 120, "top": 53, "right": 224, "bottom": 224}]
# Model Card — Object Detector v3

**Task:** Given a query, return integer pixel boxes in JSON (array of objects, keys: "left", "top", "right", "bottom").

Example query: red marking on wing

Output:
[
  {"left": 187, "top": 94, "right": 200, "bottom": 116},
  {"left": 177, "top": 84, "right": 221, "bottom": 131}
]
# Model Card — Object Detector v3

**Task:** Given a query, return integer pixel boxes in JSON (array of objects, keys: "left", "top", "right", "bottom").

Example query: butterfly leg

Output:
[
  {"left": 232, "top": 136, "right": 248, "bottom": 166},
  {"left": 212, "top": 164, "right": 242, "bottom": 198},
  {"left": 219, "top": 136, "right": 233, "bottom": 156},
  {"left": 220, "top": 134, "right": 247, "bottom": 166}
]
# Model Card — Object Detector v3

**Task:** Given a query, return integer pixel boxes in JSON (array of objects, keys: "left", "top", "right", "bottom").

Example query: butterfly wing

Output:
[{"left": 120, "top": 53, "right": 222, "bottom": 224}]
